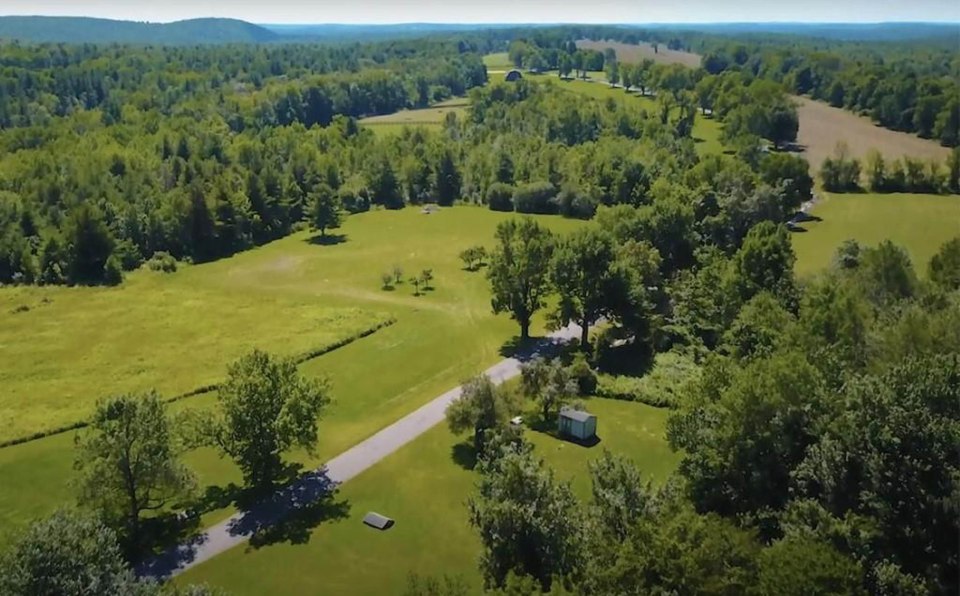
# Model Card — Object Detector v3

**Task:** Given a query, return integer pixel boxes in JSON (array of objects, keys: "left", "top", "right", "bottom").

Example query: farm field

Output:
[
  {"left": 794, "top": 96, "right": 952, "bottom": 170},
  {"left": 178, "top": 398, "right": 677, "bottom": 595},
  {"left": 0, "top": 207, "right": 582, "bottom": 547},
  {"left": 577, "top": 39, "right": 702, "bottom": 68},
  {"left": 482, "top": 51, "right": 514, "bottom": 70},
  {"left": 359, "top": 97, "right": 469, "bottom": 136},
  {"left": 792, "top": 193, "right": 960, "bottom": 277}
]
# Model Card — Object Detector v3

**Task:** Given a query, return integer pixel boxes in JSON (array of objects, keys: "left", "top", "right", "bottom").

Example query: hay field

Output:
[
  {"left": 577, "top": 39, "right": 702, "bottom": 68},
  {"left": 794, "top": 96, "right": 952, "bottom": 169}
]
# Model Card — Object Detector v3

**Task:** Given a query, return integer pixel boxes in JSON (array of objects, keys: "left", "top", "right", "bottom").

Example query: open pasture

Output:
[
  {"left": 577, "top": 39, "right": 702, "bottom": 68},
  {"left": 178, "top": 398, "right": 677, "bottom": 595},
  {"left": 792, "top": 192, "right": 960, "bottom": 277},
  {"left": 794, "top": 96, "right": 951, "bottom": 170},
  {"left": 0, "top": 207, "right": 582, "bottom": 546}
]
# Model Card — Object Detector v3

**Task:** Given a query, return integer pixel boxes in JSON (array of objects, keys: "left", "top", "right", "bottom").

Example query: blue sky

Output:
[{"left": 2, "top": 0, "right": 958, "bottom": 24}]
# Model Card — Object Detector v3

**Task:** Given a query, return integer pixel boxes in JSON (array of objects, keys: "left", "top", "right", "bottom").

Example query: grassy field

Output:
[
  {"left": 483, "top": 52, "right": 514, "bottom": 71},
  {"left": 179, "top": 398, "right": 677, "bottom": 595},
  {"left": 792, "top": 193, "right": 960, "bottom": 277},
  {"left": 0, "top": 207, "right": 582, "bottom": 547},
  {"left": 794, "top": 96, "right": 951, "bottom": 171},
  {"left": 576, "top": 39, "right": 702, "bottom": 68},
  {"left": 0, "top": 283, "right": 389, "bottom": 445},
  {"left": 359, "top": 98, "right": 469, "bottom": 136},
  {"left": 547, "top": 77, "right": 725, "bottom": 156}
]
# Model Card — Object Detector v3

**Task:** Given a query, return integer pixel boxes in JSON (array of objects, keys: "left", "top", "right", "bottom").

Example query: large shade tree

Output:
[{"left": 487, "top": 218, "right": 554, "bottom": 341}]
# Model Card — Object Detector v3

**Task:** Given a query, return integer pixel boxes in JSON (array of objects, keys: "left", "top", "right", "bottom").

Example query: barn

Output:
[
  {"left": 557, "top": 406, "right": 597, "bottom": 441},
  {"left": 504, "top": 69, "right": 523, "bottom": 82}
]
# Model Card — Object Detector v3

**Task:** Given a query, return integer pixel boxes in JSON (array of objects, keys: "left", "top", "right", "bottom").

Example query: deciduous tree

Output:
[
  {"left": 487, "top": 218, "right": 554, "bottom": 340},
  {"left": 211, "top": 350, "right": 331, "bottom": 489}
]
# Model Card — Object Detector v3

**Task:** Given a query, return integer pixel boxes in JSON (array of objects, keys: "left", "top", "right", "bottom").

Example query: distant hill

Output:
[
  {"left": 0, "top": 16, "right": 280, "bottom": 44},
  {"left": 643, "top": 22, "right": 960, "bottom": 42}
]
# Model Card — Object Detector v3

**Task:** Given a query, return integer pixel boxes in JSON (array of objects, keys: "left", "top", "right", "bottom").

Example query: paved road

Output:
[{"left": 142, "top": 323, "right": 581, "bottom": 579}]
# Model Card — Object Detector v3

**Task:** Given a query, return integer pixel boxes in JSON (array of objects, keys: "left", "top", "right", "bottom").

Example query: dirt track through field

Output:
[{"left": 140, "top": 323, "right": 582, "bottom": 580}]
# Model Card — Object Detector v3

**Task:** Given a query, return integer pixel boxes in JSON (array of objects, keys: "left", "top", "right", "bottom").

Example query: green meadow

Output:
[
  {"left": 792, "top": 193, "right": 960, "bottom": 277},
  {"left": 0, "top": 207, "right": 582, "bottom": 546},
  {"left": 179, "top": 398, "right": 677, "bottom": 595}
]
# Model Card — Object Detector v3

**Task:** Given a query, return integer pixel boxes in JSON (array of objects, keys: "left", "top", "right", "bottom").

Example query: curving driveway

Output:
[{"left": 142, "top": 323, "right": 582, "bottom": 579}]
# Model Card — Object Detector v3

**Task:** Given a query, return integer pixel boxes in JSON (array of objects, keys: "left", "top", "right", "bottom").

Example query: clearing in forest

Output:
[
  {"left": 577, "top": 39, "right": 702, "bottom": 68},
  {"left": 359, "top": 97, "right": 469, "bottom": 135},
  {"left": 792, "top": 192, "right": 960, "bottom": 276},
  {"left": 793, "top": 96, "right": 952, "bottom": 170}
]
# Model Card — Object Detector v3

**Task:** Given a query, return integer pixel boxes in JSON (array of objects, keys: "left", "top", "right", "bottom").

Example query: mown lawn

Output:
[
  {"left": 792, "top": 193, "right": 960, "bottom": 277},
  {"left": 179, "top": 398, "right": 677, "bottom": 595},
  {"left": 0, "top": 207, "right": 582, "bottom": 547}
]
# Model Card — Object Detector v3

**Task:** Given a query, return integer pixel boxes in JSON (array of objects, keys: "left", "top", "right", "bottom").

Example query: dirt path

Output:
[{"left": 140, "top": 322, "right": 582, "bottom": 579}]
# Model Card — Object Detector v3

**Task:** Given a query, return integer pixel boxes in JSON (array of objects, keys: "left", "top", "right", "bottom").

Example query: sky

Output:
[{"left": 0, "top": 0, "right": 958, "bottom": 25}]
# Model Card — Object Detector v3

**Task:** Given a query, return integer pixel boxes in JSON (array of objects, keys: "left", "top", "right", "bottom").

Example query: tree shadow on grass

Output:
[
  {"left": 224, "top": 466, "right": 350, "bottom": 550},
  {"left": 498, "top": 334, "right": 571, "bottom": 361},
  {"left": 451, "top": 441, "right": 478, "bottom": 471},
  {"left": 306, "top": 233, "right": 348, "bottom": 246}
]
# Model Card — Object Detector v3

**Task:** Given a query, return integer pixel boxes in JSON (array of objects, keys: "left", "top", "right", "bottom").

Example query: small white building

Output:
[{"left": 557, "top": 406, "right": 597, "bottom": 441}]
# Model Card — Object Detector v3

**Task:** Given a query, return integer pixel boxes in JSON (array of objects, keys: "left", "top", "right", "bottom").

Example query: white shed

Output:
[{"left": 557, "top": 406, "right": 597, "bottom": 441}]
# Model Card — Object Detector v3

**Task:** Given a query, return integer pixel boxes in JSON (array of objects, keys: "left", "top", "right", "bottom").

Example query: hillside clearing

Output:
[{"left": 792, "top": 193, "right": 960, "bottom": 276}]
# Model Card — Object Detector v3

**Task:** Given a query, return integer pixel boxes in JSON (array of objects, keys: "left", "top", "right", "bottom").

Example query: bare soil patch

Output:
[
  {"left": 794, "top": 96, "right": 951, "bottom": 169},
  {"left": 577, "top": 39, "right": 702, "bottom": 68}
]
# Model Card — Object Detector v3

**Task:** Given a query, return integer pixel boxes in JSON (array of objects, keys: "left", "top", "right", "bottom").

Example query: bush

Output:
[
  {"left": 596, "top": 351, "right": 701, "bottom": 408},
  {"left": 513, "top": 181, "right": 558, "bottom": 214},
  {"left": 568, "top": 353, "right": 598, "bottom": 395},
  {"left": 557, "top": 186, "right": 598, "bottom": 219},
  {"left": 487, "top": 182, "right": 515, "bottom": 212},
  {"left": 147, "top": 251, "right": 177, "bottom": 273},
  {"left": 103, "top": 255, "right": 123, "bottom": 285},
  {"left": 113, "top": 239, "right": 142, "bottom": 271},
  {"left": 339, "top": 186, "right": 371, "bottom": 213}
]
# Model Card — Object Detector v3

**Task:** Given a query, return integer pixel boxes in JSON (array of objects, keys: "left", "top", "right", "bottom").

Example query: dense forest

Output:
[{"left": 0, "top": 35, "right": 816, "bottom": 286}]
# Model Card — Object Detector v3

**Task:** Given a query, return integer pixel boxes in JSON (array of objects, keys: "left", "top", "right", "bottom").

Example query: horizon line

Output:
[{"left": 1, "top": 15, "right": 959, "bottom": 26}]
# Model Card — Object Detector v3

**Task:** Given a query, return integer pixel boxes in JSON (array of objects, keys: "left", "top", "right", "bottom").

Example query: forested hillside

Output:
[{"left": 0, "top": 17, "right": 279, "bottom": 45}]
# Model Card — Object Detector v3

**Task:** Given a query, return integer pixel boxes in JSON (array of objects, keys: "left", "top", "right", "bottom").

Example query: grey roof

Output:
[
  {"left": 362, "top": 511, "right": 394, "bottom": 530},
  {"left": 559, "top": 407, "right": 594, "bottom": 423}
]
